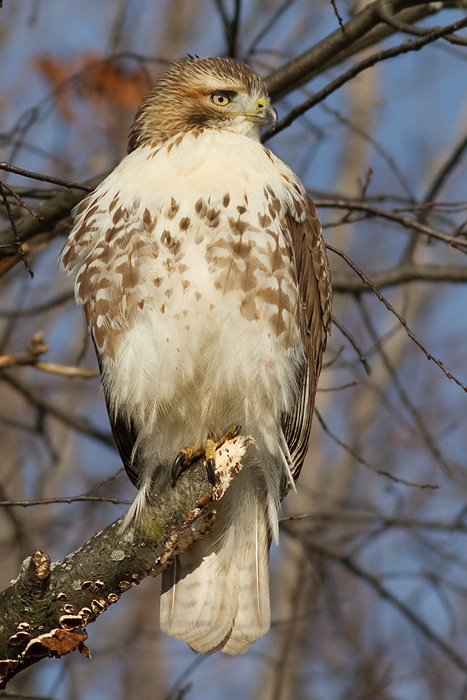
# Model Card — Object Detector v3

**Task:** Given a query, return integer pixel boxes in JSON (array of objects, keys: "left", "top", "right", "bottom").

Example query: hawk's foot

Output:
[
  {"left": 171, "top": 446, "right": 195, "bottom": 487},
  {"left": 171, "top": 424, "right": 241, "bottom": 488},
  {"left": 205, "top": 423, "right": 241, "bottom": 485}
]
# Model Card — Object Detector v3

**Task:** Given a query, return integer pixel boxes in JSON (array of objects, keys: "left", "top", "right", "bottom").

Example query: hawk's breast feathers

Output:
[
  {"left": 62, "top": 129, "right": 329, "bottom": 484},
  {"left": 60, "top": 56, "right": 331, "bottom": 655}
]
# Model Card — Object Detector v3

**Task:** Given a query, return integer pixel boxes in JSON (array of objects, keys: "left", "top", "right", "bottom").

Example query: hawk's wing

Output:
[
  {"left": 61, "top": 187, "right": 158, "bottom": 490},
  {"left": 282, "top": 196, "right": 331, "bottom": 486},
  {"left": 94, "top": 345, "right": 141, "bottom": 488}
]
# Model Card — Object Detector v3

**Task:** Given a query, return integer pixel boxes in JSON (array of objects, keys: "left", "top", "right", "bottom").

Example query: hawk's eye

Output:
[{"left": 211, "top": 92, "right": 231, "bottom": 106}]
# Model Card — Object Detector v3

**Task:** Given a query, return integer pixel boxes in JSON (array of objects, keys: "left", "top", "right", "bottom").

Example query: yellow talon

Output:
[
  {"left": 205, "top": 438, "right": 216, "bottom": 463},
  {"left": 172, "top": 424, "right": 241, "bottom": 487},
  {"left": 205, "top": 424, "right": 241, "bottom": 485}
]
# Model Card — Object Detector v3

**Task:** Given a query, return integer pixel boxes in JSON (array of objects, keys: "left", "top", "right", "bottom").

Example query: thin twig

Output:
[
  {"left": 331, "top": 262, "right": 467, "bottom": 293},
  {"left": 32, "top": 362, "right": 99, "bottom": 378},
  {"left": 318, "top": 381, "right": 358, "bottom": 392},
  {"left": 0, "top": 172, "right": 105, "bottom": 257},
  {"left": 0, "top": 162, "right": 93, "bottom": 192},
  {"left": 264, "top": 17, "right": 467, "bottom": 140},
  {"left": 0, "top": 180, "right": 44, "bottom": 220},
  {"left": 0, "top": 372, "right": 113, "bottom": 447},
  {"left": 330, "top": 0, "right": 345, "bottom": 32},
  {"left": 229, "top": 0, "right": 242, "bottom": 58},
  {"left": 424, "top": 130, "right": 467, "bottom": 204},
  {"left": 315, "top": 197, "right": 467, "bottom": 249},
  {"left": 265, "top": 0, "right": 464, "bottom": 100},
  {"left": 0, "top": 333, "right": 97, "bottom": 377},
  {"left": 247, "top": 0, "right": 295, "bottom": 54},
  {"left": 377, "top": 0, "right": 467, "bottom": 46},
  {"left": 6, "top": 53, "right": 167, "bottom": 163},
  {"left": 356, "top": 295, "right": 453, "bottom": 475},
  {"left": 280, "top": 511, "right": 467, "bottom": 533},
  {"left": 319, "top": 102, "right": 416, "bottom": 201},
  {"left": 298, "top": 537, "right": 467, "bottom": 676},
  {"left": 0, "top": 495, "right": 131, "bottom": 507},
  {"left": 326, "top": 243, "right": 467, "bottom": 392},
  {"left": 315, "top": 408, "right": 439, "bottom": 489},
  {"left": 331, "top": 315, "right": 372, "bottom": 375},
  {"left": 82, "top": 468, "right": 126, "bottom": 497},
  {"left": 0, "top": 182, "right": 34, "bottom": 277},
  {"left": 0, "top": 291, "right": 74, "bottom": 318}
]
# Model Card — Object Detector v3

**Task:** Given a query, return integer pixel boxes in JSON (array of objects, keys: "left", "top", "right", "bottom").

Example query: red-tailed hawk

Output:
[{"left": 61, "top": 57, "right": 331, "bottom": 655}]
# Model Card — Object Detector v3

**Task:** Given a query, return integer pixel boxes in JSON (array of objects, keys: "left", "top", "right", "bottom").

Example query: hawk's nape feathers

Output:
[{"left": 60, "top": 56, "right": 331, "bottom": 655}]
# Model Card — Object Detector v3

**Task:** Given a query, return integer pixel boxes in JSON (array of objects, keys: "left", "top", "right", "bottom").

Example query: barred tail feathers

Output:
[{"left": 160, "top": 498, "right": 271, "bottom": 654}]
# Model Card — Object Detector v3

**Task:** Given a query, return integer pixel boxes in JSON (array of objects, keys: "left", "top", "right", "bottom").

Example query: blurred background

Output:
[{"left": 1, "top": 1, "right": 467, "bottom": 698}]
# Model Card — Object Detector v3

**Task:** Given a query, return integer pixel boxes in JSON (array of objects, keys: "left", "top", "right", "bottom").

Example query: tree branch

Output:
[
  {"left": 0, "top": 332, "right": 98, "bottom": 378},
  {"left": 326, "top": 244, "right": 467, "bottom": 392},
  {"left": 265, "top": 15, "right": 467, "bottom": 139},
  {"left": 289, "top": 533, "right": 467, "bottom": 676},
  {"left": 0, "top": 162, "right": 93, "bottom": 193},
  {"left": 0, "top": 172, "right": 105, "bottom": 259},
  {"left": 0, "top": 1, "right": 463, "bottom": 272},
  {"left": 315, "top": 408, "right": 439, "bottom": 489},
  {"left": 0, "top": 434, "right": 251, "bottom": 687},
  {"left": 331, "top": 262, "right": 467, "bottom": 293},
  {"left": 315, "top": 197, "right": 467, "bottom": 249},
  {"left": 264, "top": 0, "right": 464, "bottom": 100},
  {"left": 0, "top": 371, "right": 113, "bottom": 447}
]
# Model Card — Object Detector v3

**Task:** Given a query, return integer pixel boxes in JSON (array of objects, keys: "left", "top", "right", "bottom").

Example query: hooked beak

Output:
[{"left": 255, "top": 98, "right": 277, "bottom": 129}]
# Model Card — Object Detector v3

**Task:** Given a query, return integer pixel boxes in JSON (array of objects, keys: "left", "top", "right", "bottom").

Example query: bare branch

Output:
[
  {"left": 0, "top": 372, "right": 113, "bottom": 447},
  {"left": 0, "top": 333, "right": 98, "bottom": 377},
  {"left": 247, "top": 0, "right": 295, "bottom": 54},
  {"left": 0, "top": 162, "right": 93, "bottom": 193},
  {"left": 0, "top": 172, "right": 105, "bottom": 259},
  {"left": 424, "top": 130, "right": 467, "bottom": 203},
  {"left": 0, "top": 435, "right": 251, "bottom": 687},
  {"left": 315, "top": 197, "right": 467, "bottom": 249},
  {"left": 327, "top": 244, "right": 467, "bottom": 392},
  {"left": 32, "top": 362, "right": 99, "bottom": 379},
  {"left": 0, "top": 180, "right": 45, "bottom": 220},
  {"left": 280, "top": 510, "right": 467, "bottom": 533},
  {"left": 0, "top": 333, "right": 48, "bottom": 370},
  {"left": 332, "top": 263, "right": 467, "bottom": 292},
  {"left": 319, "top": 103, "right": 416, "bottom": 200},
  {"left": 265, "top": 0, "right": 466, "bottom": 100},
  {"left": 0, "top": 182, "right": 34, "bottom": 278},
  {"left": 0, "top": 495, "right": 130, "bottom": 507},
  {"left": 265, "top": 16, "right": 467, "bottom": 139},
  {"left": 0, "top": 291, "right": 74, "bottom": 318},
  {"left": 356, "top": 296, "right": 453, "bottom": 475},
  {"left": 330, "top": 0, "right": 346, "bottom": 33},
  {"left": 290, "top": 534, "right": 467, "bottom": 676},
  {"left": 315, "top": 408, "right": 439, "bottom": 489},
  {"left": 213, "top": 0, "right": 242, "bottom": 57},
  {"left": 331, "top": 315, "right": 372, "bottom": 375},
  {"left": 377, "top": 0, "right": 467, "bottom": 46}
]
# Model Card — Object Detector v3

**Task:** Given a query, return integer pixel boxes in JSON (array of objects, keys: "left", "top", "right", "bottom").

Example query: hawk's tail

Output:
[{"left": 160, "top": 497, "right": 271, "bottom": 654}]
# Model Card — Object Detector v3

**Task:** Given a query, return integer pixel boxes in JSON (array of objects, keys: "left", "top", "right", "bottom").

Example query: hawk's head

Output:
[{"left": 128, "top": 57, "right": 277, "bottom": 152}]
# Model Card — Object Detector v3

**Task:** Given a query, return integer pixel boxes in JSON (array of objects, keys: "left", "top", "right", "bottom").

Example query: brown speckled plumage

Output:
[{"left": 60, "top": 56, "right": 331, "bottom": 655}]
